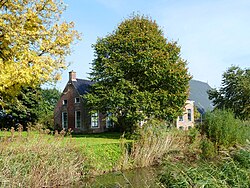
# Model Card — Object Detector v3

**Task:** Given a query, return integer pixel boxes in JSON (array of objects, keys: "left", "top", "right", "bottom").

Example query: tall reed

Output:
[
  {"left": 159, "top": 144, "right": 250, "bottom": 188},
  {"left": 119, "top": 119, "right": 185, "bottom": 169},
  {"left": 0, "top": 128, "right": 85, "bottom": 187}
]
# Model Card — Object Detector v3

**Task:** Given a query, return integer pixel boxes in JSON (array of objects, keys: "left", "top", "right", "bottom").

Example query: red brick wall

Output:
[
  {"left": 54, "top": 81, "right": 106, "bottom": 133},
  {"left": 54, "top": 83, "right": 76, "bottom": 130}
]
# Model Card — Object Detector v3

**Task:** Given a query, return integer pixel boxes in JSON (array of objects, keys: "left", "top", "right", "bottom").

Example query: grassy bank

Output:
[
  {"left": 0, "top": 133, "right": 85, "bottom": 187},
  {"left": 0, "top": 121, "right": 181, "bottom": 187},
  {"left": 1, "top": 111, "right": 249, "bottom": 187},
  {"left": 0, "top": 130, "right": 126, "bottom": 186},
  {"left": 160, "top": 143, "right": 250, "bottom": 187},
  {"left": 159, "top": 110, "right": 250, "bottom": 188}
]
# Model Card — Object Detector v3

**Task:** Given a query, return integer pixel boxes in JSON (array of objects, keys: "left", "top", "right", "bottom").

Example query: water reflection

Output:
[{"left": 82, "top": 167, "right": 162, "bottom": 187}]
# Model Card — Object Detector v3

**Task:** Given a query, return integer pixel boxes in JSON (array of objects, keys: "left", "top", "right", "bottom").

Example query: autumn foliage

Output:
[{"left": 0, "top": 0, "right": 80, "bottom": 104}]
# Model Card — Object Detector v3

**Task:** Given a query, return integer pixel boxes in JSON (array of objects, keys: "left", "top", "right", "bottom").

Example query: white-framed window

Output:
[
  {"left": 62, "top": 112, "right": 68, "bottom": 129},
  {"left": 106, "top": 112, "right": 113, "bottom": 128},
  {"left": 63, "top": 99, "right": 67, "bottom": 106},
  {"left": 75, "top": 111, "right": 81, "bottom": 128},
  {"left": 188, "top": 109, "right": 192, "bottom": 121},
  {"left": 179, "top": 116, "right": 184, "bottom": 121},
  {"left": 75, "top": 97, "right": 80, "bottom": 103},
  {"left": 91, "top": 112, "right": 99, "bottom": 128}
]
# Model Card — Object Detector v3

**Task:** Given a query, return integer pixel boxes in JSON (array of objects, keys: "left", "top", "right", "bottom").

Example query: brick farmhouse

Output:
[{"left": 54, "top": 71, "right": 213, "bottom": 132}]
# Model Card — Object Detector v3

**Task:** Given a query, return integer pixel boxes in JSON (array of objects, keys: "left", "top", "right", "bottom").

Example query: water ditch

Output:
[{"left": 79, "top": 166, "right": 163, "bottom": 187}]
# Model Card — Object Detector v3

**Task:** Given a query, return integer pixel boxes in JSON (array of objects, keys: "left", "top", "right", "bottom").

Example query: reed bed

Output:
[
  {"left": 119, "top": 119, "right": 185, "bottom": 169},
  {"left": 0, "top": 122, "right": 188, "bottom": 187},
  {"left": 0, "top": 128, "right": 85, "bottom": 187},
  {"left": 159, "top": 143, "right": 250, "bottom": 188}
]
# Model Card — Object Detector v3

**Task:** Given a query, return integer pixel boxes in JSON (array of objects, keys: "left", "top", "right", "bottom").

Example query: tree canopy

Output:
[
  {"left": 0, "top": 0, "right": 79, "bottom": 105},
  {"left": 0, "top": 87, "right": 61, "bottom": 129},
  {"left": 85, "top": 15, "right": 191, "bottom": 131},
  {"left": 37, "top": 88, "right": 61, "bottom": 129},
  {"left": 0, "top": 87, "right": 41, "bottom": 128},
  {"left": 208, "top": 66, "right": 250, "bottom": 120}
]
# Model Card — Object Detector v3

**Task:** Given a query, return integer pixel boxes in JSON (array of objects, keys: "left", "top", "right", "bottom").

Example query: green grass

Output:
[
  {"left": 71, "top": 132, "right": 124, "bottom": 146},
  {"left": 0, "top": 130, "right": 128, "bottom": 151},
  {"left": 70, "top": 133, "right": 127, "bottom": 174},
  {"left": 0, "top": 125, "right": 181, "bottom": 186},
  {"left": 0, "top": 133, "right": 85, "bottom": 187},
  {"left": 0, "top": 130, "right": 123, "bottom": 145},
  {"left": 0, "top": 130, "right": 129, "bottom": 185},
  {"left": 159, "top": 126, "right": 250, "bottom": 188},
  {"left": 160, "top": 148, "right": 250, "bottom": 188}
]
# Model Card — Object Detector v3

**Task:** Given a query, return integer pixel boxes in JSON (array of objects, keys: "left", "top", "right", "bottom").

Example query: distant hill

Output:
[{"left": 189, "top": 80, "right": 214, "bottom": 114}]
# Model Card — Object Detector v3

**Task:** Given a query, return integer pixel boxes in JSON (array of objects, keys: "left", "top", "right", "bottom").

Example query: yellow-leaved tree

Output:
[{"left": 0, "top": 0, "right": 80, "bottom": 105}]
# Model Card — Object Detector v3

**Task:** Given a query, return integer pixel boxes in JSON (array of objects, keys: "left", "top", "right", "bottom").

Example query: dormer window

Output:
[
  {"left": 75, "top": 97, "right": 80, "bottom": 103},
  {"left": 63, "top": 100, "right": 67, "bottom": 106}
]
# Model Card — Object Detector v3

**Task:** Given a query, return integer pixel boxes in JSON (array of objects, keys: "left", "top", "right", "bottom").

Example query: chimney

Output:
[{"left": 69, "top": 70, "right": 76, "bottom": 81}]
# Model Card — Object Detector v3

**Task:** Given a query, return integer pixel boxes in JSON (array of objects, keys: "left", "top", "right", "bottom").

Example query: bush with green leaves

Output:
[
  {"left": 159, "top": 143, "right": 250, "bottom": 188},
  {"left": 201, "top": 109, "right": 249, "bottom": 148},
  {"left": 200, "top": 137, "right": 216, "bottom": 159}
]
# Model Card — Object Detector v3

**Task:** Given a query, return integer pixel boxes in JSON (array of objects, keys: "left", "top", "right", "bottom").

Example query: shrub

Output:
[
  {"left": 200, "top": 137, "right": 216, "bottom": 159},
  {"left": 201, "top": 110, "right": 248, "bottom": 148},
  {"left": 232, "top": 144, "right": 250, "bottom": 169},
  {"left": 159, "top": 145, "right": 250, "bottom": 188},
  {"left": 188, "top": 127, "right": 200, "bottom": 144}
]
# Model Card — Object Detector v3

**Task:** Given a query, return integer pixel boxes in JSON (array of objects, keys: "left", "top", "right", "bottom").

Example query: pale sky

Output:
[{"left": 56, "top": 0, "right": 250, "bottom": 90}]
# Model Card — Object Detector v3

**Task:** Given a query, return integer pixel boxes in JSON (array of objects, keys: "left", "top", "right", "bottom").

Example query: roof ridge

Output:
[
  {"left": 71, "top": 79, "right": 93, "bottom": 95},
  {"left": 76, "top": 78, "right": 91, "bottom": 81},
  {"left": 190, "top": 79, "right": 210, "bottom": 85}
]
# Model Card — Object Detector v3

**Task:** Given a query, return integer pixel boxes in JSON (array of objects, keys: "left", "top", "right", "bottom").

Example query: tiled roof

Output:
[
  {"left": 189, "top": 80, "right": 214, "bottom": 114},
  {"left": 72, "top": 79, "right": 94, "bottom": 95},
  {"left": 72, "top": 78, "right": 214, "bottom": 113}
]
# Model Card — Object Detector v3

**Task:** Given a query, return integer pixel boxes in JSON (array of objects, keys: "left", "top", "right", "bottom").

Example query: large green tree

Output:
[
  {"left": 86, "top": 15, "right": 191, "bottom": 132},
  {"left": 0, "top": 0, "right": 79, "bottom": 105},
  {"left": 0, "top": 87, "right": 61, "bottom": 129},
  {"left": 36, "top": 88, "right": 61, "bottom": 129},
  {"left": 208, "top": 66, "right": 250, "bottom": 120},
  {"left": 0, "top": 87, "right": 41, "bottom": 128}
]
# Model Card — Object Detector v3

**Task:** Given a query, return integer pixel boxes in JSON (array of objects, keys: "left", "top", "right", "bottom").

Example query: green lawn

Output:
[
  {"left": 0, "top": 130, "right": 123, "bottom": 145},
  {"left": 70, "top": 132, "right": 129, "bottom": 173},
  {"left": 0, "top": 130, "right": 129, "bottom": 177},
  {"left": 71, "top": 132, "right": 123, "bottom": 146}
]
